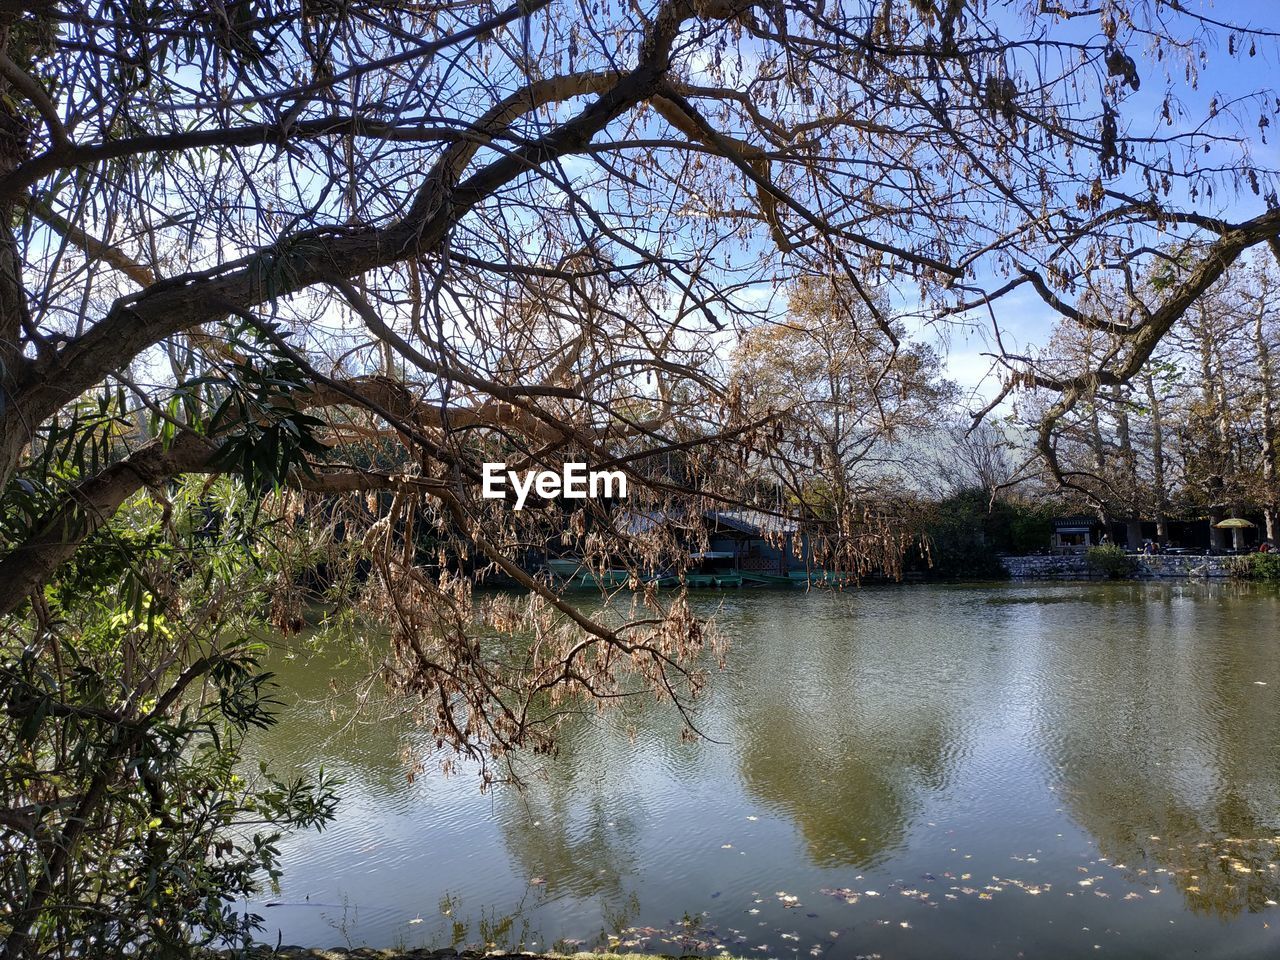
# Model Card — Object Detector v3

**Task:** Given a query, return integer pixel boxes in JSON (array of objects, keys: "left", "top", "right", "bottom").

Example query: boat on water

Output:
[
  {"left": 541, "top": 555, "right": 851, "bottom": 590},
  {"left": 787, "top": 569, "right": 860, "bottom": 586},
  {"left": 544, "top": 558, "right": 634, "bottom": 589},
  {"left": 683, "top": 571, "right": 744, "bottom": 588}
]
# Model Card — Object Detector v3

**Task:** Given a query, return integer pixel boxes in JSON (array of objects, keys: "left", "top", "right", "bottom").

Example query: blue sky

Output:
[
  {"left": 32, "top": 0, "right": 1280, "bottom": 420},
  {"left": 916, "top": 0, "right": 1280, "bottom": 404}
]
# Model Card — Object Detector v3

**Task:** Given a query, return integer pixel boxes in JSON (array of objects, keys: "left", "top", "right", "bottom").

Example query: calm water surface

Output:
[{"left": 242, "top": 582, "right": 1280, "bottom": 959}]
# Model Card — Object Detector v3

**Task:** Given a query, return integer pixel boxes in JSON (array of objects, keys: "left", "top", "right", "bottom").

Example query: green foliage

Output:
[
  {"left": 1003, "top": 503, "right": 1058, "bottom": 556},
  {"left": 1, "top": 476, "right": 339, "bottom": 959},
  {"left": 1238, "top": 552, "right": 1280, "bottom": 581},
  {"left": 918, "top": 488, "right": 1060, "bottom": 580},
  {"left": 1086, "top": 543, "right": 1136, "bottom": 579},
  {"left": 0, "top": 389, "right": 132, "bottom": 548},
  {"left": 200, "top": 320, "right": 331, "bottom": 495}
]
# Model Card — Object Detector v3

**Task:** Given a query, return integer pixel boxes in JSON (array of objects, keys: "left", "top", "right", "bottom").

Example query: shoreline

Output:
[
  {"left": 998, "top": 553, "right": 1250, "bottom": 581},
  {"left": 222, "top": 951, "right": 717, "bottom": 960}
]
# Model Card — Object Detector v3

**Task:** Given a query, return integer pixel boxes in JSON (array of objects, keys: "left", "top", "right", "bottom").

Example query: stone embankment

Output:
[
  {"left": 224, "top": 950, "right": 692, "bottom": 960},
  {"left": 999, "top": 554, "right": 1244, "bottom": 581}
]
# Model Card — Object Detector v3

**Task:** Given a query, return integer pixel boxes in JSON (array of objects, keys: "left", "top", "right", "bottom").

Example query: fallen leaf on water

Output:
[{"left": 821, "top": 888, "right": 848, "bottom": 900}]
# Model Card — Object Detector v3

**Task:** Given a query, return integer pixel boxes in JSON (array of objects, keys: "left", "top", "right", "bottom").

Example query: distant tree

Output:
[
  {"left": 1237, "top": 256, "right": 1280, "bottom": 542},
  {"left": 929, "top": 419, "right": 1033, "bottom": 501},
  {"left": 731, "top": 277, "right": 954, "bottom": 570},
  {"left": 1026, "top": 252, "right": 1280, "bottom": 547}
]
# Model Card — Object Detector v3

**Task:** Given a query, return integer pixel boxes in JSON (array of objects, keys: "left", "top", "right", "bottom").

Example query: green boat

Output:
[
  {"left": 564, "top": 570, "right": 631, "bottom": 589},
  {"left": 544, "top": 558, "right": 632, "bottom": 589},
  {"left": 683, "top": 572, "right": 744, "bottom": 588},
  {"left": 787, "top": 569, "right": 856, "bottom": 585},
  {"left": 739, "top": 571, "right": 796, "bottom": 587}
]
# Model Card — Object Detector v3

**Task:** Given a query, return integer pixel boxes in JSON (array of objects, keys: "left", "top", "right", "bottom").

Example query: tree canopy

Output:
[{"left": 3, "top": 0, "right": 1280, "bottom": 596}]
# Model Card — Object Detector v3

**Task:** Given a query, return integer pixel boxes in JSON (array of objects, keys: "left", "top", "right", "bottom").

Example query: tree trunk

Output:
[
  {"left": 1208, "top": 508, "right": 1225, "bottom": 552},
  {"left": 0, "top": 432, "right": 215, "bottom": 617},
  {"left": 0, "top": 67, "right": 33, "bottom": 492},
  {"left": 1143, "top": 373, "right": 1170, "bottom": 543},
  {"left": 1088, "top": 399, "right": 1114, "bottom": 529},
  {"left": 1255, "top": 299, "right": 1278, "bottom": 542},
  {"left": 1110, "top": 383, "right": 1141, "bottom": 548},
  {"left": 1197, "top": 309, "right": 1230, "bottom": 551}
]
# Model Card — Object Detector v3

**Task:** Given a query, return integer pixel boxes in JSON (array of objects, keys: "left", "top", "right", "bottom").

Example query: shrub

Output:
[
  {"left": 1086, "top": 543, "right": 1135, "bottom": 579},
  {"left": 1239, "top": 551, "right": 1280, "bottom": 581},
  {"left": 1, "top": 476, "right": 340, "bottom": 959},
  {"left": 914, "top": 488, "right": 1066, "bottom": 580}
]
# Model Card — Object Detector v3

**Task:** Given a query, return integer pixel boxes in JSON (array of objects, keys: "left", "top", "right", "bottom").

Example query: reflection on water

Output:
[
  {"left": 241, "top": 583, "right": 1280, "bottom": 959},
  {"left": 723, "top": 595, "right": 963, "bottom": 869},
  {"left": 1031, "top": 585, "right": 1280, "bottom": 922}
]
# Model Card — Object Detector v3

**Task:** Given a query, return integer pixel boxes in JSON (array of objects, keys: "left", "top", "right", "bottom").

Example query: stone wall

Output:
[
  {"left": 999, "top": 553, "right": 1243, "bottom": 581},
  {"left": 217, "top": 951, "right": 678, "bottom": 960}
]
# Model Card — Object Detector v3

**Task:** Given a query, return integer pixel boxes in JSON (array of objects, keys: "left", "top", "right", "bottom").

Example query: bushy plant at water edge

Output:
[
  {"left": 1, "top": 471, "right": 341, "bottom": 959},
  {"left": 1086, "top": 544, "right": 1136, "bottom": 579},
  {"left": 1239, "top": 551, "right": 1280, "bottom": 581}
]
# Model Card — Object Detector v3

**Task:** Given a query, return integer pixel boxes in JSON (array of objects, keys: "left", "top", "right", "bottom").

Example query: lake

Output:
[{"left": 241, "top": 582, "right": 1280, "bottom": 959}]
